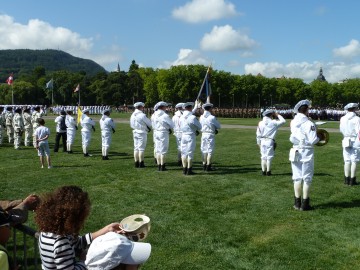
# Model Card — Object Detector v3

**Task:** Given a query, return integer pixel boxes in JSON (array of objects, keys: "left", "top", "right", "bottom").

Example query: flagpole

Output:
[
  {"left": 11, "top": 85, "right": 14, "bottom": 105},
  {"left": 79, "top": 87, "right": 81, "bottom": 106},
  {"left": 51, "top": 87, "right": 54, "bottom": 106}
]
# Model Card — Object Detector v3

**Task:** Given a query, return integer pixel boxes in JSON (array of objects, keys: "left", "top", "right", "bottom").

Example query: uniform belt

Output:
[
  {"left": 293, "top": 145, "right": 314, "bottom": 149},
  {"left": 261, "top": 137, "right": 274, "bottom": 141}
]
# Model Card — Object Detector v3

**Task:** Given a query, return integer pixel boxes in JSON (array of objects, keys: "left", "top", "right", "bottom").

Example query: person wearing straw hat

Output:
[
  {"left": 130, "top": 102, "right": 152, "bottom": 168},
  {"left": 289, "top": 100, "right": 319, "bottom": 211},
  {"left": 200, "top": 103, "right": 221, "bottom": 171},
  {"left": 172, "top": 103, "right": 185, "bottom": 166},
  {"left": 152, "top": 101, "right": 174, "bottom": 171},
  {"left": 180, "top": 102, "right": 202, "bottom": 175},
  {"left": 256, "top": 108, "right": 286, "bottom": 176},
  {"left": 80, "top": 108, "right": 96, "bottom": 157},
  {"left": 340, "top": 102, "right": 360, "bottom": 186},
  {"left": 65, "top": 109, "right": 77, "bottom": 154},
  {"left": 100, "top": 109, "right": 116, "bottom": 160}
]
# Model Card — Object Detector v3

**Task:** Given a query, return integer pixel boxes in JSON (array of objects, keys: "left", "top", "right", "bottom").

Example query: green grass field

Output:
[{"left": 1, "top": 115, "right": 359, "bottom": 270}]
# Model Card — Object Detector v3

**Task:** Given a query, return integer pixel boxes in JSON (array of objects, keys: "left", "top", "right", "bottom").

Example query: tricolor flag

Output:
[
  {"left": 46, "top": 78, "right": 54, "bottom": 89},
  {"left": 196, "top": 66, "right": 212, "bottom": 104},
  {"left": 74, "top": 84, "right": 80, "bottom": 93},
  {"left": 6, "top": 74, "right": 14, "bottom": 85}
]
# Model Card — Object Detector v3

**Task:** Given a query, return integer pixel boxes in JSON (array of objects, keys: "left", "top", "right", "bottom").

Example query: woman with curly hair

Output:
[{"left": 34, "top": 185, "right": 122, "bottom": 270}]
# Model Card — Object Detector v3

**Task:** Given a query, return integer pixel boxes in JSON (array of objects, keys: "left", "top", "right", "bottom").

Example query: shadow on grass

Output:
[
  {"left": 201, "top": 164, "right": 259, "bottom": 175},
  {"left": 55, "top": 165, "right": 92, "bottom": 168},
  {"left": 316, "top": 199, "right": 360, "bottom": 209}
]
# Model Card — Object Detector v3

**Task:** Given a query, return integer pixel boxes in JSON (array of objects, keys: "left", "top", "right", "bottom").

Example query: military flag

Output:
[
  {"left": 6, "top": 74, "right": 14, "bottom": 85},
  {"left": 196, "top": 66, "right": 212, "bottom": 104}
]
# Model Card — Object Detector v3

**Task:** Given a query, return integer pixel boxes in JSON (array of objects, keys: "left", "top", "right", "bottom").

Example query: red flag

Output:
[
  {"left": 6, "top": 74, "right": 13, "bottom": 85},
  {"left": 74, "top": 84, "right": 80, "bottom": 93}
]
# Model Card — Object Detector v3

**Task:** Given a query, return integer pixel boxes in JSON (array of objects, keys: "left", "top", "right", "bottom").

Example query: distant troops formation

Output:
[{"left": 51, "top": 105, "right": 111, "bottom": 115}]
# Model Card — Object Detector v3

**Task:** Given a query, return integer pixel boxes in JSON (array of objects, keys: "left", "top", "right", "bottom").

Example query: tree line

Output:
[{"left": 0, "top": 60, "right": 359, "bottom": 108}]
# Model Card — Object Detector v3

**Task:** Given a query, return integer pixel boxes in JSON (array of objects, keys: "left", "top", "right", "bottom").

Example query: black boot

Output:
[
  {"left": 135, "top": 161, "right": 140, "bottom": 168},
  {"left": 344, "top": 176, "right": 350, "bottom": 185},
  {"left": 203, "top": 164, "right": 207, "bottom": 171},
  {"left": 158, "top": 165, "right": 161, "bottom": 171},
  {"left": 102, "top": 156, "right": 105, "bottom": 160},
  {"left": 186, "top": 167, "right": 195, "bottom": 175},
  {"left": 206, "top": 164, "right": 214, "bottom": 171},
  {"left": 139, "top": 161, "right": 145, "bottom": 168},
  {"left": 301, "top": 198, "right": 312, "bottom": 211},
  {"left": 84, "top": 153, "right": 90, "bottom": 157},
  {"left": 266, "top": 171, "right": 272, "bottom": 176},
  {"left": 104, "top": 156, "right": 109, "bottom": 160},
  {"left": 262, "top": 171, "right": 266, "bottom": 176},
  {"left": 161, "top": 164, "right": 167, "bottom": 171},
  {"left": 154, "top": 158, "right": 157, "bottom": 164},
  {"left": 293, "top": 197, "right": 301, "bottom": 210},
  {"left": 177, "top": 160, "right": 182, "bottom": 166},
  {"left": 183, "top": 167, "right": 188, "bottom": 175},
  {"left": 350, "top": 177, "right": 358, "bottom": 186}
]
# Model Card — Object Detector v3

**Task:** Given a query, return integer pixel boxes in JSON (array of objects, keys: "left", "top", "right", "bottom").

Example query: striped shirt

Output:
[{"left": 38, "top": 232, "right": 92, "bottom": 270}]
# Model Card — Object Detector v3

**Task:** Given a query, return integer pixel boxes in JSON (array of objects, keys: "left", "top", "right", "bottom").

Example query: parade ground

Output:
[{"left": 1, "top": 115, "right": 359, "bottom": 270}]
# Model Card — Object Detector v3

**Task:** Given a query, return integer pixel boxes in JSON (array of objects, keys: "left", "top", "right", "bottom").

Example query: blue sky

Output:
[{"left": 1, "top": 0, "right": 360, "bottom": 83}]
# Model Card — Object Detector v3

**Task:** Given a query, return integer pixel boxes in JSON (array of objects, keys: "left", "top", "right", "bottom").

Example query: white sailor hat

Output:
[
  {"left": 182, "top": 102, "right": 194, "bottom": 109},
  {"left": 293, "top": 99, "right": 311, "bottom": 113},
  {"left": 262, "top": 109, "right": 274, "bottom": 117},
  {"left": 202, "top": 103, "right": 213, "bottom": 109},
  {"left": 83, "top": 108, "right": 90, "bottom": 114},
  {"left": 134, "top": 102, "right": 145, "bottom": 108},
  {"left": 344, "top": 103, "right": 358, "bottom": 110},
  {"left": 175, "top": 103, "right": 184, "bottom": 109},
  {"left": 156, "top": 101, "right": 168, "bottom": 108}
]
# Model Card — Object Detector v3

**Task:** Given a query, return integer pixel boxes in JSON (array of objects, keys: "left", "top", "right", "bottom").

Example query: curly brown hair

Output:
[{"left": 35, "top": 186, "right": 91, "bottom": 236}]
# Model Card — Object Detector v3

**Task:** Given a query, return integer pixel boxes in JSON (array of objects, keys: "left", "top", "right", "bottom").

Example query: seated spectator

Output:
[
  {"left": 0, "top": 194, "right": 40, "bottom": 224},
  {"left": 34, "top": 186, "right": 123, "bottom": 270},
  {"left": 0, "top": 210, "right": 19, "bottom": 270}
]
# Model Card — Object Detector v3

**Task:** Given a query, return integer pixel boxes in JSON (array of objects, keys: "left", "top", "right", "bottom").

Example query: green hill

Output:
[{"left": 0, "top": 49, "right": 106, "bottom": 78}]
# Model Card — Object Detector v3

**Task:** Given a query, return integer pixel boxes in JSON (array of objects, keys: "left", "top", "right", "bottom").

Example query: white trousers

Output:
[
  {"left": 174, "top": 132, "right": 182, "bottom": 152},
  {"left": 82, "top": 131, "right": 92, "bottom": 147},
  {"left": 260, "top": 138, "right": 275, "bottom": 161},
  {"left": 291, "top": 148, "right": 314, "bottom": 183},
  {"left": 133, "top": 131, "right": 147, "bottom": 151},
  {"left": 154, "top": 130, "right": 169, "bottom": 154},
  {"left": 66, "top": 128, "right": 76, "bottom": 144},
  {"left": 101, "top": 131, "right": 112, "bottom": 147},
  {"left": 181, "top": 133, "right": 196, "bottom": 159},
  {"left": 343, "top": 146, "right": 360, "bottom": 163},
  {"left": 200, "top": 133, "right": 215, "bottom": 154}
]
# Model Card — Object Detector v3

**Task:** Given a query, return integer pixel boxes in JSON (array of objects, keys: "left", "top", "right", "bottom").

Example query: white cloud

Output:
[
  {"left": 172, "top": 0, "right": 239, "bottom": 23},
  {"left": 0, "top": 14, "right": 122, "bottom": 70},
  {"left": 333, "top": 39, "right": 360, "bottom": 59},
  {"left": 200, "top": 25, "right": 257, "bottom": 51},
  {"left": 244, "top": 61, "right": 360, "bottom": 83},
  {"left": 161, "top": 48, "right": 210, "bottom": 68}
]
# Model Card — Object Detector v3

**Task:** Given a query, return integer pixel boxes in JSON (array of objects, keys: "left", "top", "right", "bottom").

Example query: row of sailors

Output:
[
  {"left": 51, "top": 105, "right": 111, "bottom": 115},
  {"left": 0, "top": 105, "right": 47, "bottom": 116},
  {"left": 0, "top": 106, "right": 43, "bottom": 149}
]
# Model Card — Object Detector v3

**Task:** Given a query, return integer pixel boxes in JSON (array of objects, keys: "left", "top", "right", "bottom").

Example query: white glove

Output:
[{"left": 194, "top": 100, "right": 198, "bottom": 109}]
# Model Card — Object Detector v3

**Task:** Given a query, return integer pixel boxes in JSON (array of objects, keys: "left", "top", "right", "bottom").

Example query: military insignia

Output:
[{"left": 311, "top": 125, "right": 315, "bottom": 131}]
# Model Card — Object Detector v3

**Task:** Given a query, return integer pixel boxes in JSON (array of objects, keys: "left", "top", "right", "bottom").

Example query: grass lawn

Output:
[{"left": 1, "top": 115, "right": 359, "bottom": 270}]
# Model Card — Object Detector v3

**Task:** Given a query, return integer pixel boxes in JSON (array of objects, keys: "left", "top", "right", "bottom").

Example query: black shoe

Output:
[
  {"left": 203, "top": 164, "right": 207, "bottom": 171},
  {"left": 161, "top": 164, "right": 167, "bottom": 171},
  {"left": 104, "top": 156, "right": 109, "bottom": 160},
  {"left": 135, "top": 161, "right": 140, "bottom": 168},
  {"left": 84, "top": 153, "right": 90, "bottom": 157},
  {"left": 350, "top": 177, "right": 358, "bottom": 186},
  {"left": 344, "top": 176, "right": 350, "bottom": 185},
  {"left": 158, "top": 165, "right": 161, "bottom": 171},
  {"left": 102, "top": 156, "right": 105, "bottom": 160},
  {"left": 54, "top": 150, "right": 58, "bottom": 153},
  {"left": 186, "top": 167, "right": 195, "bottom": 175},
  {"left": 206, "top": 164, "right": 214, "bottom": 171},
  {"left": 139, "top": 161, "right": 145, "bottom": 168},
  {"left": 183, "top": 167, "right": 188, "bottom": 175},
  {"left": 262, "top": 171, "right": 266, "bottom": 176},
  {"left": 67, "top": 151, "right": 73, "bottom": 154},
  {"left": 154, "top": 158, "right": 157, "bottom": 164},
  {"left": 293, "top": 197, "right": 301, "bottom": 210},
  {"left": 301, "top": 198, "right": 313, "bottom": 211},
  {"left": 177, "top": 160, "right": 182, "bottom": 166},
  {"left": 266, "top": 171, "right": 272, "bottom": 176}
]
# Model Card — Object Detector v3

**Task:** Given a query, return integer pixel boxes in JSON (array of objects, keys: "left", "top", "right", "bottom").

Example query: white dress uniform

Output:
[
  {"left": 172, "top": 103, "right": 184, "bottom": 164},
  {"left": 130, "top": 105, "right": 152, "bottom": 167},
  {"left": 180, "top": 103, "right": 202, "bottom": 174},
  {"left": 153, "top": 103, "right": 174, "bottom": 170},
  {"left": 100, "top": 112, "right": 115, "bottom": 159},
  {"left": 80, "top": 111, "right": 96, "bottom": 156},
  {"left": 256, "top": 109, "right": 286, "bottom": 175},
  {"left": 289, "top": 100, "right": 319, "bottom": 211},
  {"left": 5, "top": 110, "right": 14, "bottom": 143},
  {"left": 0, "top": 110, "right": 5, "bottom": 145},
  {"left": 23, "top": 110, "right": 33, "bottom": 146},
  {"left": 339, "top": 103, "right": 360, "bottom": 185},
  {"left": 65, "top": 113, "right": 77, "bottom": 152},
  {"left": 31, "top": 109, "right": 42, "bottom": 147},
  {"left": 13, "top": 111, "right": 24, "bottom": 149},
  {"left": 200, "top": 105, "right": 221, "bottom": 171}
]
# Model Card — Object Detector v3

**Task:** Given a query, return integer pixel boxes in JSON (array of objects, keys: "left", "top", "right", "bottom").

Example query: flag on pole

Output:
[
  {"left": 77, "top": 106, "right": 83, "bottom": 125},
  {"left": 196, "top": 66, "right": 212, "bottom": 104},
  {"left": 6, "top": 74, "right": 14, "bottom": 85},
  {"left": 74, "top": 84, "right": 80, "bottom": 93},
  {"left": 46, "top": 78, "right": 54, "bottom": 89}
]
